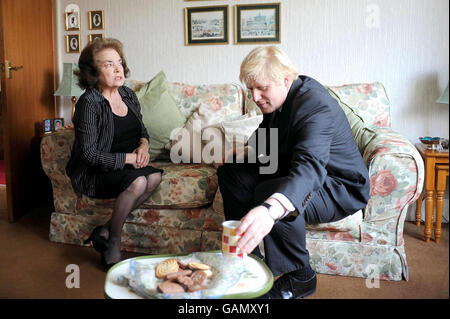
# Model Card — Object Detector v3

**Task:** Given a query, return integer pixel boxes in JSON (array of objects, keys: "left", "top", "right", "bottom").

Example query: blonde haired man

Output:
[
  {"left": 239, "top": 45, "right": 299, "bottom": 88},
  {"left": 217, "top": 46, "right": 370, "bottom": 299}
]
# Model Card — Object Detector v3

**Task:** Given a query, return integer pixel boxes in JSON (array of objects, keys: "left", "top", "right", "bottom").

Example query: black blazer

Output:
[
  {"left": 66, "top": 86, "right": 149, "bottom": 197},
  {"left": 257, "top": 76, "right": 370, "bottom": 216}
]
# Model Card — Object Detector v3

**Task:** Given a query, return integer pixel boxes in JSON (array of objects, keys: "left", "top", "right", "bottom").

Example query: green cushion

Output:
[
  {"left": 136, "top": 71, "right": 186, "bottom": 160},
  {"left": 327, "top": 87, "right": 376, "bottom": 154}
]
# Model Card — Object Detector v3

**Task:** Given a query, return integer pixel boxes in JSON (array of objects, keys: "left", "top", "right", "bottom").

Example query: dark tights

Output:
[{"left": 100, "top": 172, "right": 162, "bottom": 264}]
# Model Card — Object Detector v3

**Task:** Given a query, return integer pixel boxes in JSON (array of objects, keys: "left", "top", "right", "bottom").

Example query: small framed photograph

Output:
[
  {"left": 43, "top": 119, "right": 52, "bottom": 133},
  {"left": 234, "top": 3, "right": 281, "bottom": 44},
  {"left": 88, "top": 33, "right": 104, "bottom": 44},
  {"left": 65, "top": 11, "right": 80, "bottom": 31},
  {"left": 185, "top": 6, "right": 229, "bottom": 45},
  {"left": 88, "top": 10, "right": 105, "bottom": 30},
  {"left": 53, "top": 118, "right": 64, "bottom": 131},
  {"left": 65, "top": 34, "right": 81, "bottom": 53}
]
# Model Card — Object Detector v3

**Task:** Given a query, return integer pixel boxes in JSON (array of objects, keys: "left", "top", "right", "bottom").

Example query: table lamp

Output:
[
  {"left": 436, "top": 82, "right": 449, "bottom": 104},
  {"left": 54, "top": 62, "right": 85, "bottom": 119}
]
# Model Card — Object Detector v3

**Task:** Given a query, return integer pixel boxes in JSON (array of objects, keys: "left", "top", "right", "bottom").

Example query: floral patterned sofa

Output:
[{"left": 41, "top": 80, "right": 424, "bottom": 281}]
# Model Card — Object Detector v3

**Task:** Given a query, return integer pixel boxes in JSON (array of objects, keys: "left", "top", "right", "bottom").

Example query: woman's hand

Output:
[
  {"left": 133, "top": 146, "right": 150, "bottom": 168},
  {"left": 133, "top": 140, "right": 150, "bottom": 168},
  {"left": 236, "top": 205, "right": 275, "bottom": 255}
]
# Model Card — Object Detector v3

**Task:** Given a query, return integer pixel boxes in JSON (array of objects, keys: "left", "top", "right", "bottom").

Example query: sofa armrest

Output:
[
  {"left": 362, "top": 128, "right": 424, "bottom": 222},
  {"left": 41, "top": 128, "right": 78, "bottom": 213}
]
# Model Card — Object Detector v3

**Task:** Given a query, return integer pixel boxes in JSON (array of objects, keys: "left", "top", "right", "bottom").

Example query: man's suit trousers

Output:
[{"left": 217, "top": 162, "right": 349, "bottom": 277}]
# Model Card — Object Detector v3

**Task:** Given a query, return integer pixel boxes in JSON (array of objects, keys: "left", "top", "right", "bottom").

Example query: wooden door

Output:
[{"left": 0, "top": 0, "right": 55, "bottom": 222}]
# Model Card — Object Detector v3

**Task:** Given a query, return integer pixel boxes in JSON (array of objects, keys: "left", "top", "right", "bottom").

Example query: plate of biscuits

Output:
[
  {"left": 155, "top": 259, "right": 214, "bottom": 294},
  {"left": 104, "top": 251, "right": 273, "bottom": 299}
]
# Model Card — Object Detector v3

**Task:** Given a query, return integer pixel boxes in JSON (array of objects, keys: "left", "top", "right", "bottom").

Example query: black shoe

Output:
[
  {"left": 260, "top": 267, "right": 317, "bottom": 299},
  {"left": 84, "top": 226, "right": 108, "bottom": 253}
]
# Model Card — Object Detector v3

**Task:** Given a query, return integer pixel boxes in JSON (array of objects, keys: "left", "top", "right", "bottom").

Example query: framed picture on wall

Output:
[
  {"left": 65, "top": 34, "right": 81, "bottom": 53},
  {"left": 65, "top": 11, "right": 80, "bottom": 31},
  {"left": 234, "top": 3, "right": 281, "bottom": 44},
  {"left": 88, "top": 33, "right": 104, "bottom": 44},
  {"left": 185, "top": 6, "right": 228, "bottom": 45},
  {"left": 88, "top": 10, "right": 105, "bottom": 30}
]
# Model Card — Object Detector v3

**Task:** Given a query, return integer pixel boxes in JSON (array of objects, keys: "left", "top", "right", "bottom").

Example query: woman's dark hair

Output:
[{"left": 75, "top": 38, "right": 130, "bottom": 89}]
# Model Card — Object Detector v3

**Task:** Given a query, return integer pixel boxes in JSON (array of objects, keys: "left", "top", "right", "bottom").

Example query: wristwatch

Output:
[{"left": 261, "top": 202, "right": 279, "bottom": 223}]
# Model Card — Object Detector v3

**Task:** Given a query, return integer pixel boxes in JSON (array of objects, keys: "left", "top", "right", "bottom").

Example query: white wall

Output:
[{"left": 54, "top": 0, "right": 449, "bottom": 221}]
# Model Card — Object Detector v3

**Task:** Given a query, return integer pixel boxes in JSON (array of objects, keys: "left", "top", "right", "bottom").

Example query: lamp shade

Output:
[
  {"left": 436, "top": 82, "right": 449, "bottom": 104},
  {"left": 54, "top": 63, "right": 85, "bottom": 97}
]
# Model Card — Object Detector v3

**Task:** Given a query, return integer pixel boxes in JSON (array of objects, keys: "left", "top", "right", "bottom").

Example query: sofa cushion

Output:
[
  {"left": 244, "top": 90, "right": 262, "bottom": 115},
  {"left": 165, "top": 103, "right": 222, "bottom": 164},
  {"left": 327, "top": 88, "right": 377, "bottom": 154},
  {"left": 166, "top": 103, "right": 262, "bottom": 165},
  {"left": 49, "top": 209, "right": 222, "bottom": 254},
  {"left": 135, "top": 71, "right": 187, "bottom": 161},
  {"left": 168, "top": 82, "right": 244, "bottom": 119},
  {"left": 306, "top": 210, "right": 362, "bottom": 242},
  {"left": 77, "top": 162, "right": 218, "bottom": 210},
  {"left": 327, "top": 83, "right": 392, "bottom": 129}
]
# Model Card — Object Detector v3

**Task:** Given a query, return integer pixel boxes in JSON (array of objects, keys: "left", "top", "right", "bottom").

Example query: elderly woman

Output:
[{"left": 66, "top": 38, "right": 163, "bottom": 270}]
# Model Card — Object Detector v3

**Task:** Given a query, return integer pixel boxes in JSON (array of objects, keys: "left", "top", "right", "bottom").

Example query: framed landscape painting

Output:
[
  {"left": 234, "top": 3, "right": 280, "bottom": 44},
  {"left": 185, "top": 6, "right": 229, "bottom": 45}
]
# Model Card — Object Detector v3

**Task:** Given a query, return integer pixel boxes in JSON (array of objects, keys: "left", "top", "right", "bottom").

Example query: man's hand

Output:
[{"left": 236, "top": 205, "right": 275, "bottom": 255}]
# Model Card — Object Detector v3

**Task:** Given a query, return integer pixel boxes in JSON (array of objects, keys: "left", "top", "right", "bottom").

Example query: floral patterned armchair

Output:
[
  {"left": 41, "top": 80, "right": 423, "bottom": 282},
  {"left": 306, "top": 83, "right": 424, "bottom": 281}
]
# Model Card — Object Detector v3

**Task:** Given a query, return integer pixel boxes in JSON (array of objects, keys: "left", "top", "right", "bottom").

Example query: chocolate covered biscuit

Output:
[{"left": 157, "top": 281, "right": 185, "bottom": 294}]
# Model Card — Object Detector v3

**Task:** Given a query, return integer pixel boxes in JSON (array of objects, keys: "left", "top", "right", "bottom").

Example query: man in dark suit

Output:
[{"left": 217, "top": 46, "right": 370, "bottom": 299}]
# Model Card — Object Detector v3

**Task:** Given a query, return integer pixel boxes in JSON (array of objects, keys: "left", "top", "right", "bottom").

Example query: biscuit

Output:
[
  {"left": 188, "top": 262, "right": 211, "bottom": 270},
  {"left": 187, "top": 284, "right": 207, "bottom": 292},
  {"left": 176, "top": 275, "right": 194, "bottom": 287},
  {"left": 165, "top": 269, "right": 193, "bottom": 281},
  {"left": 190, "top": 270, "right": 208, "bottom": 285},
  {"left": 155, "top": 258, "right": 179, "bottom": 278},
  {"left": 156, "top": 260, "right": 213, "bottom": 295},
  {"left": 177, "top": 260, "right": 188, "bottom": 270},
  {"left": 157, "top": 281, "right": 185, "bottom": 294}
]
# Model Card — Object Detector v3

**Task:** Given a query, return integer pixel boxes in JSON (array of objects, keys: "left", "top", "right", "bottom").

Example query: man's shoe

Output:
[{"left": 260, "top": 267, "right": 316, "bottom": 299}]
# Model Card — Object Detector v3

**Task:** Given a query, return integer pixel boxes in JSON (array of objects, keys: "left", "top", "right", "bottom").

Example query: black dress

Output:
[{"left": 93, "top": 108, "right": 163, "bottom": 199}]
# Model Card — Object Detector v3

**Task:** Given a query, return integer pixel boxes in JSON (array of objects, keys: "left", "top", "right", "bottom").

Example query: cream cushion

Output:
[{"left": 166, "top": 103, "right": 262, "bottom": 164}]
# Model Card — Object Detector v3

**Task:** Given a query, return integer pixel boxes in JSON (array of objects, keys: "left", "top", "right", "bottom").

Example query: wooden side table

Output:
[{"left": 415, "top": 143, "right": 449, "bottom": 243}]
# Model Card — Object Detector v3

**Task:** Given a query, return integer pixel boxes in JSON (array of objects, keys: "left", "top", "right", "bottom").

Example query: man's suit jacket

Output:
[{"left": 256, "top": 76, "right": 370, "bottom": 216}]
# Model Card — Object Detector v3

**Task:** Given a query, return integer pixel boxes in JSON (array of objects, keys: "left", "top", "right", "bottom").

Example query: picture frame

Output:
[
  {"left": 65, "top": 11, "right": 80, "bottom": 31},
  {"left": 43, "top": 119, "right": 52, "bottom": 133},
  {"left": 88, "top": 10, "right": 105, "bottom": 30},
  {"left": 65, "top": 34, "right": 81, "bottom": 53},
  {"left": 234, "top": 3, "right": 281, "bottom": 44},
  {"left": 185, "top": 6, "right": 229, "bottom": 45},
  {"left": 88, "top": 33, "right": 104, "bottom": 44},
  {"left": 53, "top": 118, "right": 64, "bottom": 131}
]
